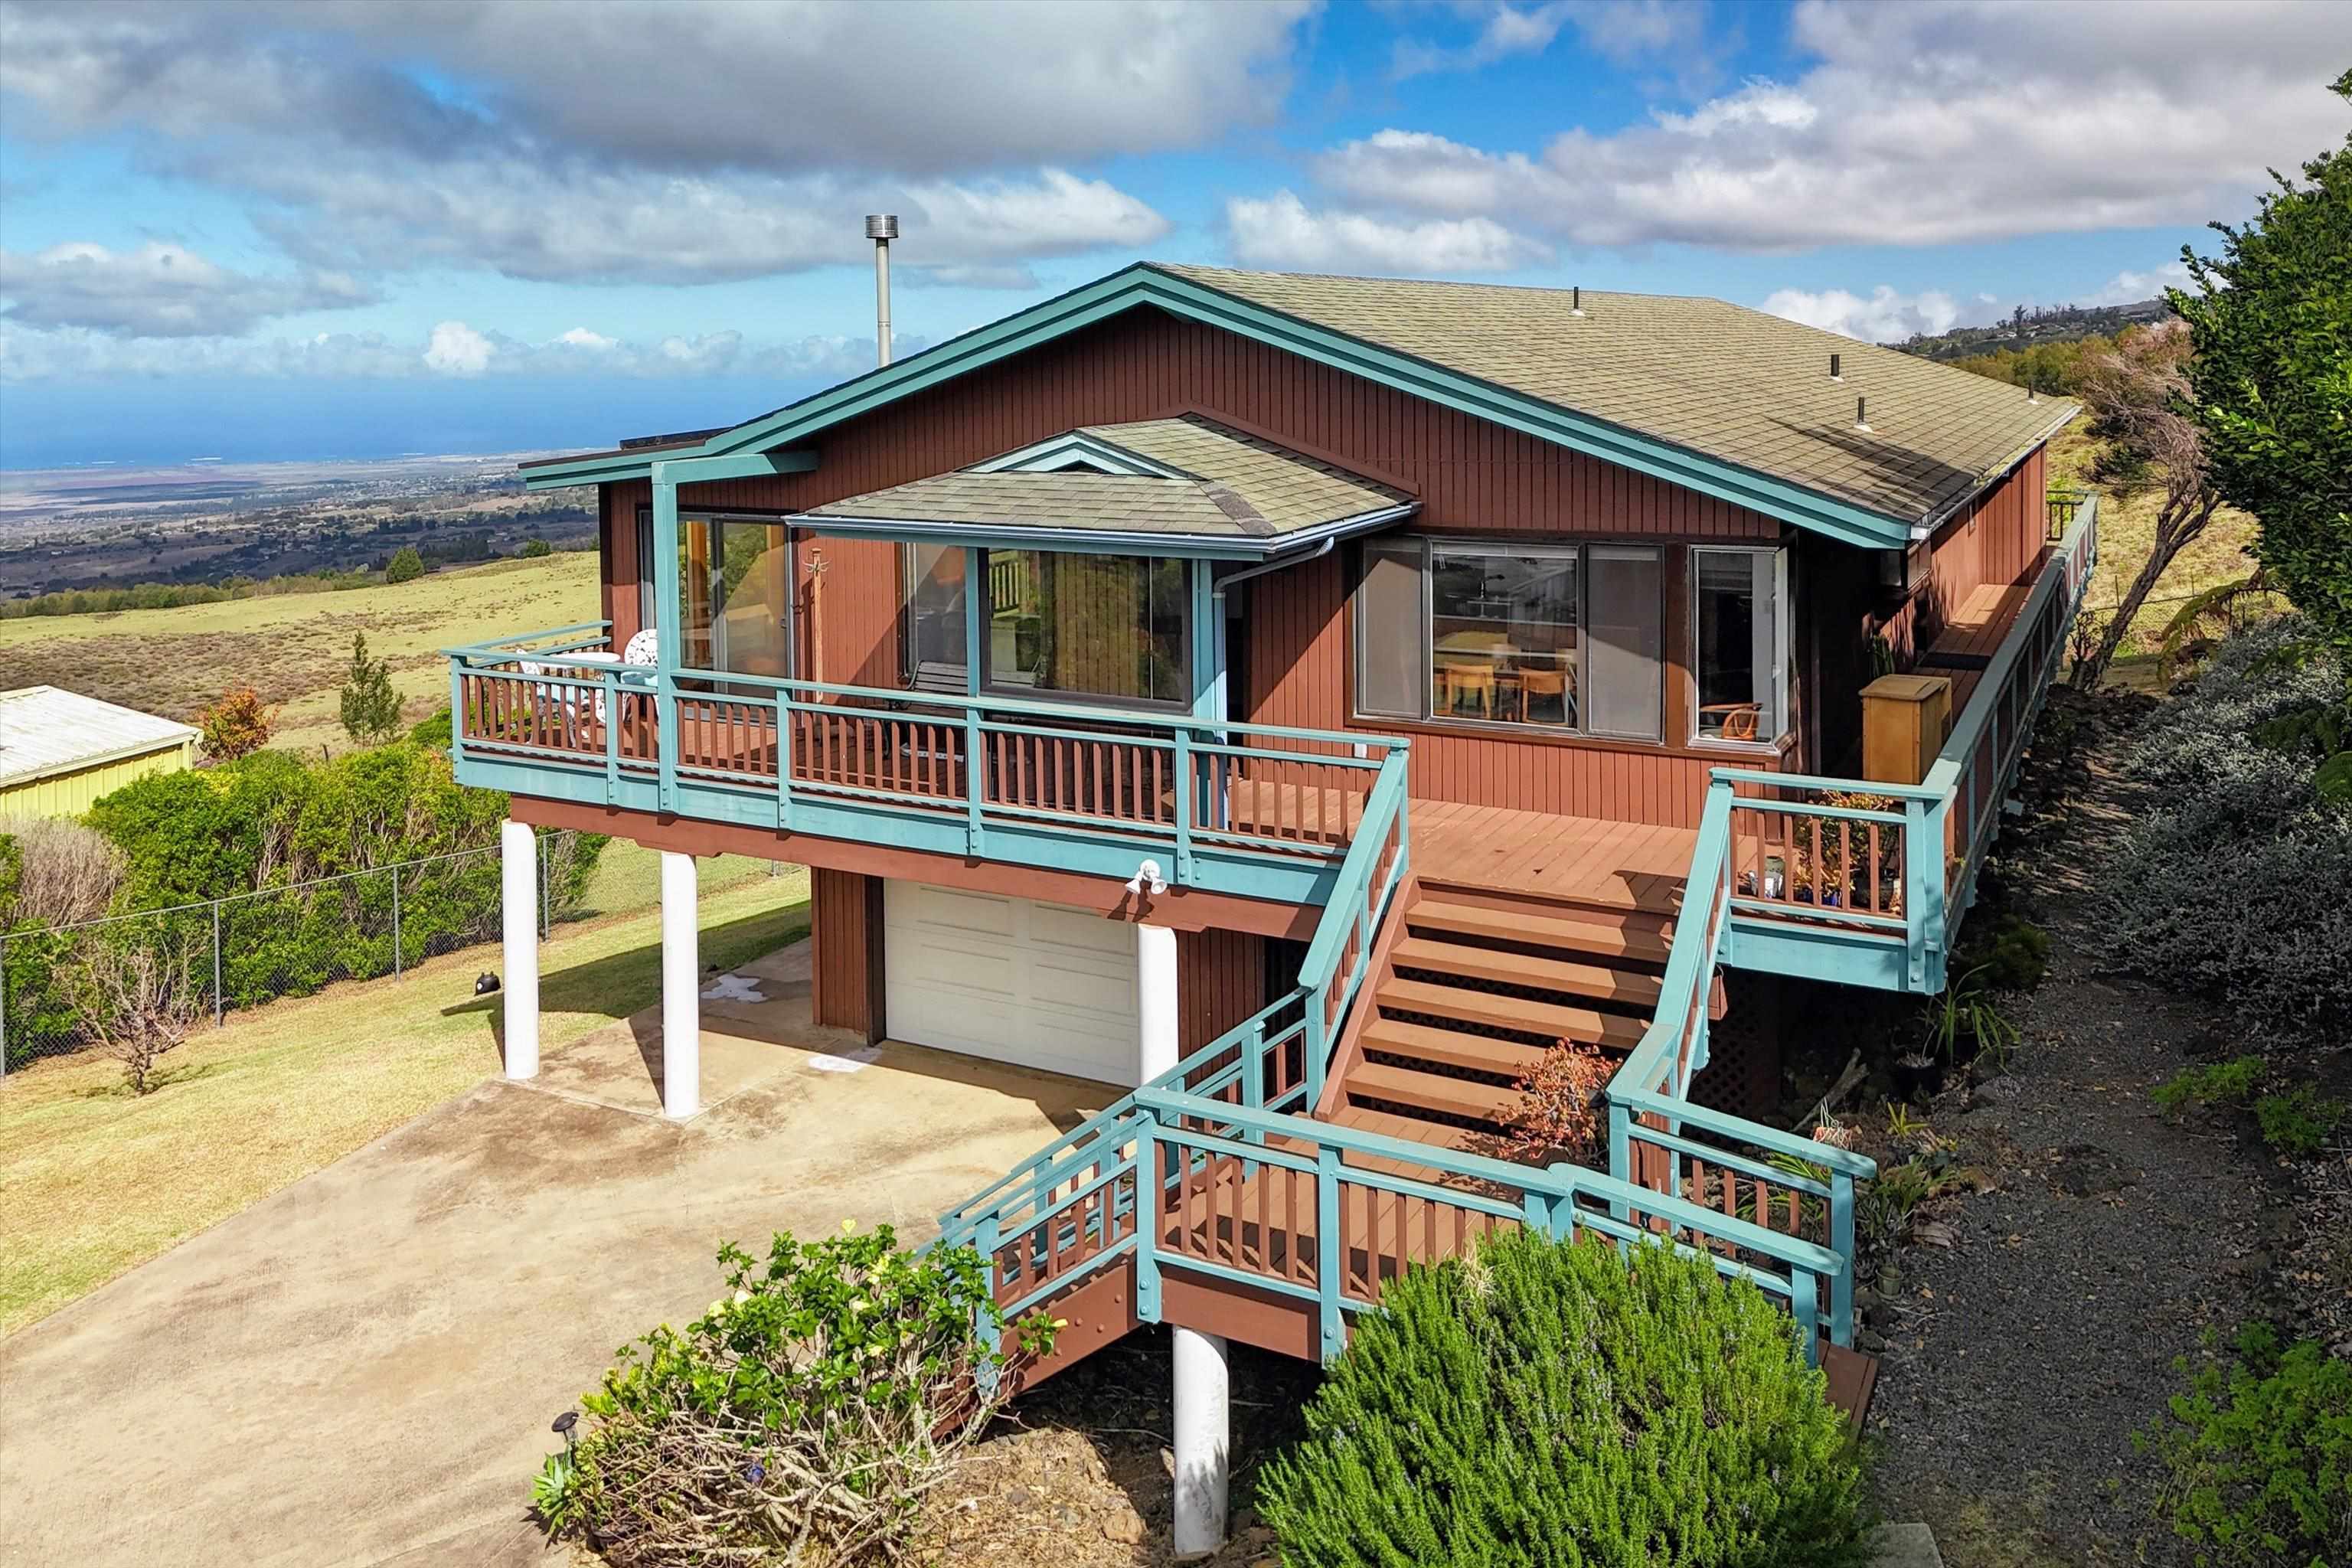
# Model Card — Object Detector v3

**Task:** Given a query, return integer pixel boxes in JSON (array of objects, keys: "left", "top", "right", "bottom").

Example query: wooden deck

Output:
[
  {"left": 1410, "top": 801, "right": 1700, "bottom": 913},
  {"left": 1917, "top": 580, "right": 2032, "bottom": 711}
]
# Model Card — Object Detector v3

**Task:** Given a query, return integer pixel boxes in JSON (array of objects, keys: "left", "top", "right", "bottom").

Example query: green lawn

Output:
[{"left": 0, "top": 865, "right": 810, "bottom": 1337}]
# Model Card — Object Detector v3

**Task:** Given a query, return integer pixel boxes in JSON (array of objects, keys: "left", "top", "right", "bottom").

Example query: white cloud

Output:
[
  {"left": 423, "top": 320, "right": 495, "bottom": 376},
  {"left": 554, "top": 326, "right": 617, "bottom": 349},
  {"left": 1390, "top": 1, "right": 1702, "bottom": 80},
  {"left": 1282, "top": 0, "right": 2350, "bottom": 253},
  {"left": 0, "top": 240, "right": 371, "bottom": 336},
  {"left": 1227, "top": 189, "right": 1553, "bottom": 274},
  {"left": 2086, "top": 260, "right": 2194, "bottom": 306},
  {"left": 1760, "top": 286, "right": 1965, "bottom": 344},
  {"left": 0, "top": 319, "right": 903, "bottom": 384}
]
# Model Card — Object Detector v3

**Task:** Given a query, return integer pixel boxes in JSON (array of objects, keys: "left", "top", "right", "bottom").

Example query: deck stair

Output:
[{"left": 1328, "top": 886, "right": 1715, "bottom": 1152}]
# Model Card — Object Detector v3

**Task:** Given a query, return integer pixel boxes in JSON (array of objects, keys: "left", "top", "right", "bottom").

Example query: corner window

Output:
[
  {"left": 1693, "top": 547, "right": 1788, "bottom": 743},
  {"left": 903, "top": 543, "right": 969, "bottom": 692},
  {"left": 982, "top": 549, "right": 1187, "bottom": 707},
  {"left": 1351, "top": 537, "right": 1662, "bottom": 738}
]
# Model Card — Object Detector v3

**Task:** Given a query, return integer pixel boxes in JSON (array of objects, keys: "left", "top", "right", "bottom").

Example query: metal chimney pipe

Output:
[{"left": 865, "top": 214, "right": 898, "bottom": 367}]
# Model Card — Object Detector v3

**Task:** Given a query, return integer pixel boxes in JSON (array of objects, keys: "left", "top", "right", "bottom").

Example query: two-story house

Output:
[{"left": 447, "top": 263, "right": 2095, "bottom": 1551}]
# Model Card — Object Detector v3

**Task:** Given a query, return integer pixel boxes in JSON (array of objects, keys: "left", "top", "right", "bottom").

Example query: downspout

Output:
[{"left": 1209, "top": 534, "right": 1335, "bottom": 600}]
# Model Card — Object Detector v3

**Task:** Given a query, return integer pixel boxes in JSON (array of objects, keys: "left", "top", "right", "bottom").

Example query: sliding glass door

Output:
[{"left": 672, "top": 516, "right": 792, "bottom": 679}]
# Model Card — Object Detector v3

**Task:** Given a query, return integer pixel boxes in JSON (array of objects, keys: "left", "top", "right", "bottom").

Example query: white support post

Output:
[
  {"left": 1171, "top": 1327, "right": 1230, "bottom": 1556},
  {"left": 1136, "top": 920, "right": 1178, "bottom": 1085},
  {"left": 661, "top": 851, "right": 699, "bottom": 1119},
  {"left": 499, "top": 819, "right": 539, "bottom": 1080}
]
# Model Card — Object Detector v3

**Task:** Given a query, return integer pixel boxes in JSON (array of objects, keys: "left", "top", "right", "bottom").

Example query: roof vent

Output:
[
  {"left": 1828, "top": 352, "right": 1842, "bottom": 382},
  {"left": 1570, "top": 285, "right": 1584, "bottom": 318},
  {"left": 2026, "top": 383, "right": 2038, "bottom": 403},
  {"left": 1854, "top": 395, "right": 1873, "bottom": 433}
]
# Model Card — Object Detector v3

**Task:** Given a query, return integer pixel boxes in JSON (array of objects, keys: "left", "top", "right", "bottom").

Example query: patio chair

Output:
[{"left": 1700, "top": 702, "right": 1762, "bottom": 741}]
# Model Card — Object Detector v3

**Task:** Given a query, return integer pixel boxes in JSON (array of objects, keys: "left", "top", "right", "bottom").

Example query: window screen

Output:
[
  {"left": 1354, "top": 538, "right": 1428, "bottom": 719},
  {"left": 1585, "top": 546, "right": 1663, "bottom": 740}
]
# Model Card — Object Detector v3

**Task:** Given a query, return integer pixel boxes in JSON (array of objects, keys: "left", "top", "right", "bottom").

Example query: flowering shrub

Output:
[
  {"left": 535, "top": 1224, "right": 1054, "bottom": 1566},
  {"left": 2098, "top": 619, "right": 2352, "bottom": 1047},
  {"left": 1499, "top": 1039, "right": 1611, "bottom": 1164}
]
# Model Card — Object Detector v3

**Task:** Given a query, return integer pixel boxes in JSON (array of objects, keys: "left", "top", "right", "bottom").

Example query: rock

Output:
[
  {"left": 1864, "top": 1300, "right": 1897, "bottom": 1330},
  {"left": 1102, "top": 1510, "right": 1145, "bottom": 1544},
  {"left": 1858, "top": 1328, "right": 1890, "bottom": 1354},
  {"left": 1967, "top": 1075, "right": 2022, "bottom": 1111},
  {"left": 1005, "top": 1486, "right": 1033, "bottom": 1510},
  {"left": 2047, "top": 1142, "right": 2139, "bottom": 1196},
  {"left": 1869, "top": 1521, "right": 1946, "bottom": 1567}
]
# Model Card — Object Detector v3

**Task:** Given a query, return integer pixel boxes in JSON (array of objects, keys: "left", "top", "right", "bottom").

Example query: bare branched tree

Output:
[
  {"left": 77, "top": 941, "right": 199, "bottom": 1095},
  {"left": 2069, "top": 319, "right": 2226, "bottom": 692},
  {"left": 0, "top": 816, "right": 126, "bottom": 926}
]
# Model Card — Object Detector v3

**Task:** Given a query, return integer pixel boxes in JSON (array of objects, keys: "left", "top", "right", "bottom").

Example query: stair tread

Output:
[
  {"left": 1390, "top": 937, "right": 1664, "bottom": 1005},
  {"left": 1362, "top": 1018, "right": 1548, "bottom": 1076},
  {"left": 1379, "top": 977, "right": 1646, "bottom": 1047},
  {"left": 1347, "top": 1060, "right": 1522, "bottom": 1122},
  {"left": 1409, "top": 900, "right": 1672, "bottom": 962}
]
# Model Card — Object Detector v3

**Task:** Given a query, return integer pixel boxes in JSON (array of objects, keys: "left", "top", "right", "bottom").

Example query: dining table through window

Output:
[{"left": 1429, "top": 545, "right": 1580, "bottom": 728}]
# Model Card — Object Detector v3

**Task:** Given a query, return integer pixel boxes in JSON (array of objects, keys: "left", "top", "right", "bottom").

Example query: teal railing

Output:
[{"left": 441, "top": 635, "right": 1403, "bottom": 903}]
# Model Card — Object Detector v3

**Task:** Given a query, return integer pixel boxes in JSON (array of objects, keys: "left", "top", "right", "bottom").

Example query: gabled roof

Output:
[
  {"left": 521, "top": 262, "right": 2076, "bottom": 549},
  {"left": 0, "top": 685, "right": 198, "bottom": 788},
  {"left": 799, "top": 414, "right": 1415, "bottom": 554}
]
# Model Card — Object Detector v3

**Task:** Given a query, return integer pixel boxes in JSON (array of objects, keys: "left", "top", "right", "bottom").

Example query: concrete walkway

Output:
[{"left": 0, "top": 941, "right": 1107, "bottom": 1568}]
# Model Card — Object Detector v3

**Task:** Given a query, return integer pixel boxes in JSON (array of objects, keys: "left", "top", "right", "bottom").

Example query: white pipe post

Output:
[
  {"left": 1171, "top": 1327, "right": 1230, "bottom": 1555},
  {"left": 661, "top": 851, "right": 699, "bottom": 1119},
  {"left": 1136, "top": 920, "right": 1178, "bottom": 1085},
  {"left": 499, "top": 819, "right": 539, "bottom": 1079}
]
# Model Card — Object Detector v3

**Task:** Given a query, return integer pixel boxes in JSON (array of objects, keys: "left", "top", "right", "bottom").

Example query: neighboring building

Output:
[
  {"left": 0, "top": 686, "right": 198, "bottom": 818},
  {"left": 449, "top": 263, "right": 2096, "bottom": 1549}
]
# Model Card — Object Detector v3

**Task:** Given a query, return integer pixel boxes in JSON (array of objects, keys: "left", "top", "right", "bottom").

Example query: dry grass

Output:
[
  {"left": 0, "top": 864, "right": 810, "bottom": 1337},
  {"left": 2049, "top": 424, "right": 2260, "bottom": 657},
  {"left": 0, "top": 552, "right": 599, "bottom": 754}
]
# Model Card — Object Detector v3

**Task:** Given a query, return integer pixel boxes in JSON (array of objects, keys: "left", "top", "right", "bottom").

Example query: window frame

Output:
[
  {"left": 1350, "top": 534, "right": 1664, "bottom": 742},
  {"left": 895, "top": 544, "right": 1193, "bottom": 713},
  {"left": 1687, "top": 543, "right": 1791, "bottom": 750}
]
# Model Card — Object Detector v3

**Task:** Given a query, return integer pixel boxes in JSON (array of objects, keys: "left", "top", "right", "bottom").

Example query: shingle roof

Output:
[
  {"left": 805, "top": 414, "right": 1413, "bottom": 542},
  {"left": 0, "top": 685, "right": 198, "bottom": 789},
  {"left": 1152, "top": 264, "right": 2076, "bottom": 527}
]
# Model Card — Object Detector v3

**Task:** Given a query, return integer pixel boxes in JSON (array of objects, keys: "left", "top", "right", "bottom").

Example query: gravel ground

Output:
[{"left": 1867, "top": 714, "right": 2293, "bottom": 1568}]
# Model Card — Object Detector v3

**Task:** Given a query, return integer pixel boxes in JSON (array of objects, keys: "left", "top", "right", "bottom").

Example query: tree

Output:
[
  {"left": 194, "top": 684, "right": 275, "bottom": 763},
  {"left": 518, "top": 536, "right": 553, "bottom": 558},
  {"left": 2172, "top": 69, "right": 2352, "bottom": 675},
  {"left": 75, "top": 940, "right": 199, "bottom": 1095},
  {"left": 338, "top": 632, "right": 403, "bottom": 744},
  {"left": 2069, "top": 319, "right": 2226, "bottom": 693},
  {"left": 384, "top": 545, "right": 426, "bottom": 583}
]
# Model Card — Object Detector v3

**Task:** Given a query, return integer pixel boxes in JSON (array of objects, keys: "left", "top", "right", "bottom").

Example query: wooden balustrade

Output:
[{"left": 1726, "top": 792, "right": 1908, "bottom": 923}]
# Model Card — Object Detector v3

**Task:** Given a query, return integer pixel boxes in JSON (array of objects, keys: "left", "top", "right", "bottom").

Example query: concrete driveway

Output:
[{"left": 0, "top": 941, "right": 1106, "bottom": 1568}]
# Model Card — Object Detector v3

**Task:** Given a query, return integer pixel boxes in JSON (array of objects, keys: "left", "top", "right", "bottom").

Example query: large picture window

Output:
[
  {"left": 1352, "top": 537, "right": 1662, "bottom": 738},
  {"left": 977, "top": 549, "right": 1187, "bottom": 707},
  {"left": 1693, "top": 547, "right": 1788, "bottom": 743},
  {"left": 903, "top": 543, "right": 968, "bottom": 692}
]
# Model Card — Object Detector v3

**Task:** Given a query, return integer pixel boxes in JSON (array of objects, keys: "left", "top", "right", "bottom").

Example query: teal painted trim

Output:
[
  {"left": 969, "top": 430, "right": 1190, "bottom": 478},
  {"left": 962, "top": 545, "right": 985, "bottom": 699},
  {"left": 1188, "top": 560, "right": 1223, "bottom": 723},
  {"left": 524, "top": 445, "right": 815, "bottom": 491},
  {"left": 1721, "top": 916, "right": 1911, "bottom": 988},
  {"left": 520, "top": 263, "right": 1922, "bottom": 547},
  {"left": 450, "top": 750, "right": 1347, "bottom": 906},
  {"left": 795, "top": 515, "right": 1282, "bottom": 560}
]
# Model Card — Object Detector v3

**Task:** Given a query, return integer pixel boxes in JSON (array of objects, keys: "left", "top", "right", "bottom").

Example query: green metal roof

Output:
[{"left": 521, "top": 262, "right": 2075, "bottom": 548}]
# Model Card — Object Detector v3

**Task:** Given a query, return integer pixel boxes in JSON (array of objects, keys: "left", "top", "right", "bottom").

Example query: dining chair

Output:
[
  {"left": 1517, "top": 665, "right": 1569, "bottom": 724},
  {"left": 1700, "top": 702, "right": 1762, "bottom": 741}
]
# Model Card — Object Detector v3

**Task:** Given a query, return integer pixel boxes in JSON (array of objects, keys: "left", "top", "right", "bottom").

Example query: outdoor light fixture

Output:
[
  {"left": 1125, "top": 859, "right": 1168, "bottom": 897},
  {"left": 552, "top": 1410, "right": 578, "bottom": 1459}
]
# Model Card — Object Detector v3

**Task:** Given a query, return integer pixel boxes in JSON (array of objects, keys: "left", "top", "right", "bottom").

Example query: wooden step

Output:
[
  {"left": 1361, "top": 1018, "right": 1547, "bottom": 1080},
  {"left": 1378, "top": 978, "right": 1646, "bottom": 1050},
  {"left": 1407, "top": 900, "right": 1671, "bottom": 965},
  {"left": 1345, "top": 1061, "right": 1522, "bottom": 1123},
  {"left": 1390, "top": 936, "right": 1663, "bottom": 1008}
]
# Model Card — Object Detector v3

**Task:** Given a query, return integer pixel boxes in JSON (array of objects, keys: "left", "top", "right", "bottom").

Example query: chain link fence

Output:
[{"left": 0, "top": 831, "right": 786, "bottom": 1075}]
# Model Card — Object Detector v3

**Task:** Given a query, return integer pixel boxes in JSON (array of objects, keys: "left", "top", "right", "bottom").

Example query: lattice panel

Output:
[{"left": 1690, "top": 971, "right": 1779, "bottom": 1120}]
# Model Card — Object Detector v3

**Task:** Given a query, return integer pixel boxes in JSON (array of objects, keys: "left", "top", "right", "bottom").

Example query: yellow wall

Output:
[{"left": 0, "top": 739, "right": 195, "bottom": 820}]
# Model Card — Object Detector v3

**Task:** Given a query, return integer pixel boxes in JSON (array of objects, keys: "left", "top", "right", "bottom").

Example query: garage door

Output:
[{"left": 882, "top": 883, "right": 1139, "bottom": 1084}]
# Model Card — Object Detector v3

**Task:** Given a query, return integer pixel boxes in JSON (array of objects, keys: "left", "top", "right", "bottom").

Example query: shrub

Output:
[
  {"left": 518, "top": 536, "right": 553, "bottom": 557},
  {"left": 0, "top": 816, "right": 124, "bottom": 926},
  {"left": 536, "top": 1225, "right": 1049, "bottom": 1566},
  {"left": 2253, "top": 1086, "right": 2345, "bottom": 1158},
  {"left": 384, "top": 544, "right": 426, "bottom": 583},
  {"left": 2141, "top": 1323, "right": 2352, "bottom": 1568},
  {"left": 339, "top": 631, "right": 404, "bottom": 744},
  {"left": 2155, "top": 1055, "right": 2269, "bottom": 1115},
  {"left": 2098, "top": 619, "right": 2352, "bottom": 1047},
  {"left": 1955, "top": 912, "right": 2051, "bottom": 994},
  {"left": 1499, "top": 1039, "right": 1610, "bottom": 1164},
  {"left": 1257, "top": 1229, "right": 1870, "bottom": 1568},
  {"left": 195, "top": 684, "right": 276, "bottom": 763},
  {"left": 73, "top": 940, "right": 201, "bottom": 1093},
  {"left": 407, "top": 707, "right": 453, "bottom": 749}
]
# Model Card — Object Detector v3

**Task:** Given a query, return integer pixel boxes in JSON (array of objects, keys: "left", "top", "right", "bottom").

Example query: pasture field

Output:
[{"left": 0, "top": 551, "right": 599, "bottom": 753}]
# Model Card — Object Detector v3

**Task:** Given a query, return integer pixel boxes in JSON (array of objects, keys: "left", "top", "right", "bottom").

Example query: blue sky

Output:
[{"left": 1, "top": 0, "right": 2344, "bottom": 468}]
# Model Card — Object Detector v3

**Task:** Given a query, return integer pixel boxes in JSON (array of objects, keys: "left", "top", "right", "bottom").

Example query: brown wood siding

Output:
[
  {"left": 1178, "top": 927, "right": 1266, "bottom": 1053},
  {"left": 602, "top": 482, "right": 644, "bottom": 649},
  {"left": 583, "top": 308, "right": 2047, "bottom": 835},
  {"left": 1868, "top": 446, "right": 2047, "bottom": 665},
  {"left": 810, "top": 867, "right": 884, "bottom": 1042}
]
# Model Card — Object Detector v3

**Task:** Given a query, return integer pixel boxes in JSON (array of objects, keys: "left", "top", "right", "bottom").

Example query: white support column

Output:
[
  {"left": 1172, "top": 1327, "right": 1230, "bottom": 1556},
  {"left": 1136, "top": 920, "right": 1179, "bottom": 1084},
  {"left": 499, "top": 819, "right": 539, "bottom": 1080},
  {"left": 660, "top": 851, "right": 699, "bottom": 1119}
]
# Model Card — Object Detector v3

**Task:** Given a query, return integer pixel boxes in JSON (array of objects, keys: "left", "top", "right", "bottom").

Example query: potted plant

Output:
[{"left": 1891, "top": 1048, "right": 1944, "bottom": 1102}]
